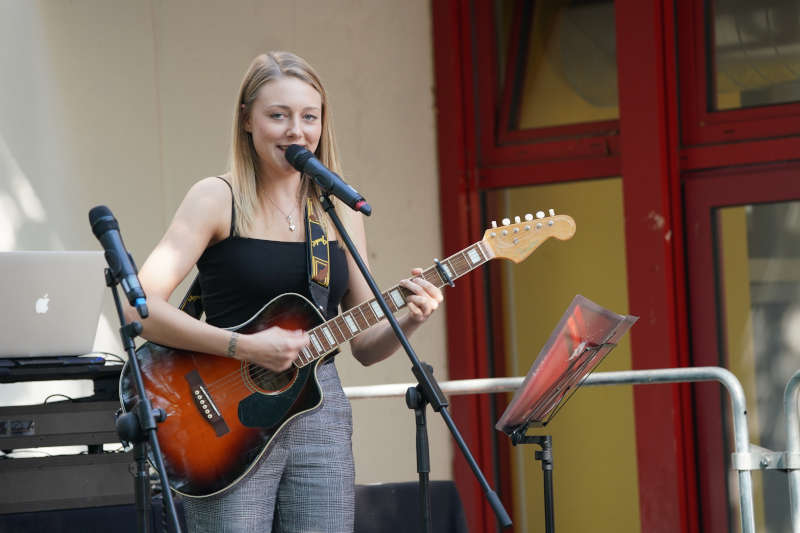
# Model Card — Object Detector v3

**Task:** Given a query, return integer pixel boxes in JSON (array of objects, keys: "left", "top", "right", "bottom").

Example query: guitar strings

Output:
[
  {"left": 201, "top": 266, "right": 447, "bottom": 393},
  {"left": 135, "top": 249, "right": 487, "bottom": 433},
  {"left": 200, "top": 256, "right": 474, "bottom": 396},
  {"left": 146, "top": 252, "right": 483, "bottom": 423},
  {"left": 201, "top": 259, "right": 473, "bottom": 396}
]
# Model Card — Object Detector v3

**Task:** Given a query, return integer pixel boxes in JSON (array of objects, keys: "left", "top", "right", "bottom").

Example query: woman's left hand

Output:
[{"left": 400, "top": 267, "right": 444, "bottom": 323}]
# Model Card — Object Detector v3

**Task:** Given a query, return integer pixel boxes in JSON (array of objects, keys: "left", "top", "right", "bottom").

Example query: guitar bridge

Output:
[{"left": 185, "top": 369, "right": 230, "bottom": 437}]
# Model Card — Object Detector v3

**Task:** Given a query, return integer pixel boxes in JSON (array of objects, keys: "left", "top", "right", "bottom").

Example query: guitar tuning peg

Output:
[
  {"left": 549, "top": 209, "right": 555, "bottom": 216},
  {"left": 525, "top": 213, "right": 533, "bottom": 221},
  {"left": 502, "top": 218, "right": 511, "bottom": 226},
  {"left": 536, "top": 211, "right": 545, "bottom": 219},
  {"left": 491, "top": 220, "right": 497, "bottom": 229},
  {"left": 514, "top": 216, "right": 521, "bottom": 223}
]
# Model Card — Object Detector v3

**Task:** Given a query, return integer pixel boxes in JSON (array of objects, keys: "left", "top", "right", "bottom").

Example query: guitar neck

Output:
[{"left": 296, "top": 240, "right": 493, "bottom": 366}]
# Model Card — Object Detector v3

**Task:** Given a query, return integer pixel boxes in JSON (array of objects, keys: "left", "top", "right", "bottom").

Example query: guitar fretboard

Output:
[{"left": 295, "top": 241, "right": 491, "bottom": 366}]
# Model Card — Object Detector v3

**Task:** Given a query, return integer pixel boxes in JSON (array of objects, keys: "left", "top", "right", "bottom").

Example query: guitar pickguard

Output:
[{"left": 237, "top": 364, "right": 318, "bottom": 428}]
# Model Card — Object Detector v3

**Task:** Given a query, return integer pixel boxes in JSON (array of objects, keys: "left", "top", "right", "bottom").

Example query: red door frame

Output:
[
  {"left": 675, "top": 0, "right": 800, "bottom": 171},
  {"left": 432, "top": 0, "right": 693, "bottom": 532},
  {"left": 685, "top": 164, "right": 800, "bottom": 532},
  {"left": 432, "top": 2, "right": 497, "bottom": 531},
  {"left": 471, "top": 0, "right": 621, "bottom": 182},
  {"left": 615, "top": 1, "right": 696, "bottom": 531},
  {"left": 433, "top": 1, "right": 693, "bottom": 531},
  {"left": 433, "top": 0, "right": 800, "bottom": 531},
  {"left": 676, "top": 0, "right": 800, "bottom": 146}
]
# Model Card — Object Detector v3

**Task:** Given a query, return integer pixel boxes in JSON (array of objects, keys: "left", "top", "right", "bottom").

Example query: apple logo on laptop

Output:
[{"left": 35, "top": 294, "right": 49, "bottom": 314}]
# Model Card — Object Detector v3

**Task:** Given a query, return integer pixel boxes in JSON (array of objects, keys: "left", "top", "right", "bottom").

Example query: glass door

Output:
[
  {"left": 485, "top": 177, "right": 640, "bottom": 532},
  {"left": 686, "top": 166, "right": 800, "bottom": 532}
]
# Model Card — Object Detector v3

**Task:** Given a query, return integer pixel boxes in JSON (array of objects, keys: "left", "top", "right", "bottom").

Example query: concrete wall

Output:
[{"left": 0, "top": 0, "right": 450, "bottom": 484}]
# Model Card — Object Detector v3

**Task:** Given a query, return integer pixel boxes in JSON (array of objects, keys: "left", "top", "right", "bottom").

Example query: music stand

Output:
[{"left": 495, "top": 295, "right": 638, "bottom": 533}]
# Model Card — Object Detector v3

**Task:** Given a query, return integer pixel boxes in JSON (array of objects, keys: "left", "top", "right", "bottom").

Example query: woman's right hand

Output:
[{"left": 235, "top": 326, "right": 310, "bottom": 372}]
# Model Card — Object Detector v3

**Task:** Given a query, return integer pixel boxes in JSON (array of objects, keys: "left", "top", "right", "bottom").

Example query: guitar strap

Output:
[
  {"left": 177, "top": 197, "right": 330, "bottom": 320},
  {"left": 305, "top": 197, "right": 330, "bottom": 315},
  {"left": 178, "top": 277, "right": 204, "bottom": 319}
]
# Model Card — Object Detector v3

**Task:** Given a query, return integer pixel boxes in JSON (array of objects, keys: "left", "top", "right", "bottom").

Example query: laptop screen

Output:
[{"left": 0, "top": 251, "right": 107, "bottom": 358}]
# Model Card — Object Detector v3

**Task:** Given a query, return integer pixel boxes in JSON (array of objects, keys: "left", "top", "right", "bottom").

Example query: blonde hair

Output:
[{"left": 228, "top": 51, "right": 348, "bottom": 237}]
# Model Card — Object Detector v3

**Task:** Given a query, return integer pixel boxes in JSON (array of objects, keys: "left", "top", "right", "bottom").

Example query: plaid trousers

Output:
[{"left": 183, "top": 361, "right": 355, "bottom": 533}]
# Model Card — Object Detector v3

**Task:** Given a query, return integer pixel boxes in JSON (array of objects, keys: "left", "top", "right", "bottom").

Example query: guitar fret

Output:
[
  {"left": 309, "top": 332, "right": 323, "bottom": 353},
  {"left": 476, "top": 241, "right": 491, "bottom": 261},
  {"left": 303, "top": 344, "right": 318, "bottom": 366},
  {"left": 383, "top": 292, "right": 397, "bottom": 313},
  {"left": 420, "top": 273, "right": 431, "bottom": 286},
  {"left": 444, "top": 257, "right": 460, "bottom": 278},
  {"left": 453, "top": 254, "right": 471, "bottom": 276},
  {"left": 466, "top": 245, "right": 483, "bottom": 265},
  {"left": 353, "top": 306, "right": 369, "bottom": 330},
  {"left": 331, "top": 317, "right": 347, "bottom": 343},
  {"left": 320, "top": 325, "right": 336, "bottom": 347},
  {"left": 342, "top": 311, "right": 361, "bottom": 335},
  {"left": 300, "top": 346, "right": 313, "bottom": 365},
  {"left": 476, "top": 243, "right": 488, "bottom": 262},
  {"left": 426, "top": 267, "right": 444, "bottom": 288},
  {"left": 360, "top": 303, "right": 371, "bottom": 324},
  {"left": 397, "top": 286, "right": 413, "bottom": 305},
  {"left": 369, "top": 300, "right": 385, "bottom": 320},
  {"left": 344, "top": 314, "right": 359, "bottom": 334},
  {"left": 389, "top": 288, "right": 406, "bottom": 308},
  {"left": 339, "top": 316, "right": 351, "bottom": 339},
  {"left": 318, "top": 326, "right": 333, "bottom": 351},
  {"left": 446, "top": 257, "right": 461, "bottom": 277}
]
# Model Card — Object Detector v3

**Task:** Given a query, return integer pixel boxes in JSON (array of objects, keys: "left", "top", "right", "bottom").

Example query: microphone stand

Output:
[
  {"left": 106, "top": 269, "right": 182, "bottom": 533},
  {"left": 319, "top": 195, "right": 512, "bottom": 531}
]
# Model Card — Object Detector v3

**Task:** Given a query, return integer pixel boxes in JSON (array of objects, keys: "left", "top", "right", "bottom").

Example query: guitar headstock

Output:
[{"left": 482, "top": 210, "right": 576, "bottom": 263}]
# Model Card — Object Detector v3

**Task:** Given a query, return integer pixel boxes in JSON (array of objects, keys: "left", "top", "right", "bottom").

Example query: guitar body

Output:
[{"left": 119, "top": 292, "right": 328, "bottom": 498}]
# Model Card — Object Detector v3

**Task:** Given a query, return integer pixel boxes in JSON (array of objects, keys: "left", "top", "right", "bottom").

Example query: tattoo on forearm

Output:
[{"left": 227, "top": 332, "right": 239, "bottom": 358}]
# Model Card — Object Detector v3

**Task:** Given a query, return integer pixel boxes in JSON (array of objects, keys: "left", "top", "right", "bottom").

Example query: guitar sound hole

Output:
[{"left": 246, "top": 364, "right": 296, "bottom": 394}]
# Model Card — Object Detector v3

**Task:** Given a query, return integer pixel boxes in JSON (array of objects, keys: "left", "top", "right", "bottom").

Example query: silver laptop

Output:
[{"left": 0, "top": 251, "right": 107, "bottom": 358}]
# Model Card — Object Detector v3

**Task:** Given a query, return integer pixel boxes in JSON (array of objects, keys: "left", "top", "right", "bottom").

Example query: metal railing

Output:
[
  {"left": 785, "top": 370, "right": 800, "bottom": 532},
  {"left": 344, "top": 367, "right": 767, "bottom": 533}
]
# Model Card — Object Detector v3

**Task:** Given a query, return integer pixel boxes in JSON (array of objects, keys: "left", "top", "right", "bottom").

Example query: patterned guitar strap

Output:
[
  {"left": 305, "top": 197, "right": 330, "bottom": 315},
  {"left": 179, "top": 276, "right": 204, "bottom": 319}
]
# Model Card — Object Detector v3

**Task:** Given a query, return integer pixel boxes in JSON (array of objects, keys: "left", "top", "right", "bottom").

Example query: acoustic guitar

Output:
[{"left": 119, "top": 212, "right": 576, "bottom": 498}]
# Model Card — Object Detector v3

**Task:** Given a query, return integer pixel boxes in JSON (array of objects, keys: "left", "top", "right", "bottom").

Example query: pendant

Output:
[{"left": 288, "top": 215, "right": 296, "bottom": 232}]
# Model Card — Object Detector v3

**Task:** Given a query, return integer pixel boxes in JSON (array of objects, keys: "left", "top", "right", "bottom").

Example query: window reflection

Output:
[
  {"left": 496, "top": 0, "right": 619, "bottom": 130},
  {"left": 716, "top": 201, "right": 800, "bottom": 532},
  {"left": 711, "top": 0, "right": 800, "bottom": 110}
]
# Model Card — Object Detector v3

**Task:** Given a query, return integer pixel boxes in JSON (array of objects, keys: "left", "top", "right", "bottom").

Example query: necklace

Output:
[{"left": 266, "top": 194, "right": 299, "bottom": 232}]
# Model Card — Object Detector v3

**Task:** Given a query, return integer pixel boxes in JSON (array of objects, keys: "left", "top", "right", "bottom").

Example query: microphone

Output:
[
  {"left": 88, "top": 205, "right": 149, "bottom": 318},
  {"left": 285, "top": 145, "right": 372, "bottom": 216}
]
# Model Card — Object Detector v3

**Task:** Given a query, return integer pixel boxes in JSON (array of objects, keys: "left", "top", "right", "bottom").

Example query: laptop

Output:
[{"left": 0, "top": 251, "right": 107, "bottom": 358}]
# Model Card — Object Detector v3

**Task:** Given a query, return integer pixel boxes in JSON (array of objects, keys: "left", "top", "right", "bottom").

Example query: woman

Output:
[{"left": 128, "top": 52, "right": 442, "bottom": 532}]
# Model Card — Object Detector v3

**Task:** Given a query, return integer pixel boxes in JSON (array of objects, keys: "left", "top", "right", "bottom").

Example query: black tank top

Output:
[{"left": 196, "top": 179, "right": 349, "bottom": 328}]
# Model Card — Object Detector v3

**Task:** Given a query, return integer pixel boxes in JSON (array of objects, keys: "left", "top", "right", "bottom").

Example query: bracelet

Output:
[{"left": 227, "top": 332, "right": 239, "bottom": 358}]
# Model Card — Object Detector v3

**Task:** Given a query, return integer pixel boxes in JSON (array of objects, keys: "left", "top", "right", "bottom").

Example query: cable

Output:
[
  {"left": 83, "top": 351, "right": 125, "bottom": 364},
  {"left": 43, "top": 394, "right": 74, "bottom": 405}
]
